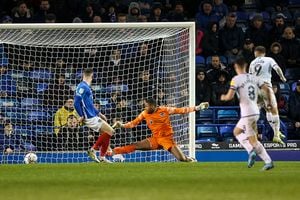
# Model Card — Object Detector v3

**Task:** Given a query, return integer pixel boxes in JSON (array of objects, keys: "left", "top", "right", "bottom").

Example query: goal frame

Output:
[{"left": 0, "top": 22, "right": 196, "bottom": 159}]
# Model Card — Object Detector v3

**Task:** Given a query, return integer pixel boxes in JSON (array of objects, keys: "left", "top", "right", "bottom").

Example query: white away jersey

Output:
[
  {"left": 249, "top": 56, "right": 279, "bottom": 85},
  {"left": 230, "top": 73, "right": 264, "bottom": 117}
]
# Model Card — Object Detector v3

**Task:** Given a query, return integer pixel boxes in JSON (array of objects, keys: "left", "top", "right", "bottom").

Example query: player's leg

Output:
[
  {"left": 246, "top": 116, "right": 274, "bottom": 170},
  {"left": 263, "top": 90, "right": 285, "bottom": 143},
  {"left": 113, "top": 138, "right": 154, "bottom": 155}
]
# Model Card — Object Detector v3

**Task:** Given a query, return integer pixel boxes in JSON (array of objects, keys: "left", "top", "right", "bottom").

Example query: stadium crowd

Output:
[{"left": 1, "top": 0, "right": 300, "bottom": 153}]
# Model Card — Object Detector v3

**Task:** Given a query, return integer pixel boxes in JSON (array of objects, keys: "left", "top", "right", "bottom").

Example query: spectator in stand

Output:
[
  {"left": 195, "top": 0, "right": 218, "bottom": 30},
  {"left": 127, "top": 2, "right": 140, "bottom": 22},
  {"left": 104, "top": 4, "right": 117, "bottom": 22},
  {"left": 220, "top": 13, "right": 244, "bottom": 64},
  {"left": 245, "top": 14, "right": 270, "bottom": 48},
  {"left": 1, "top": 15, "right": 13, "bottom": 24},
  {"left": 167, "top": 1, "right": 188, "bottom": 22},
  {"left": 80, "top": 4, "right": 94, "bottom": 22},
  {"left": 117, "top": 13, "right": 127, "bottom": 22},
  {"left": 202, "top": 22, "right": 220, "bottom": 56},
  {"left": 213, "top": 0, "right": 228, "bottom": 21},
  {"left": 270, "top": 4, "right": 292, "bottom": 21},
  {"left": 279, "top": 27, "right": 300, "bottom": 68},
  {"left": 206, "top": 55, "right": 228, "bottom": 83},
  {"left": 267, "top": 42, "right": 286, "bottom": 82},
  {"left": 33, "top": 0, "right": 52, "bottom": 23},
  {"left": 212, "top": 70, "right": 235, "bottom": 106},
  {"left": 43, "top": 74, "right": 73, "bottom": 108},
  {"left": 272, "top": 82, "right": 288, "bottom": 115},
  {"left": 137, "top": 15, "right": 148, "bottom": 22},
  {"left": 0, "top": 122, "right": 35, "bottom": 154},
  {"left": 93, "top": 15, "right": 102, "bottom": 23},
  {"left": 196, "top": 69, "right": 212, "bottom": 105},
  {"left": 270, "top": 13, "right": 287, "bottom": 42},
  {"left": 133, "top": 69, "right": 155, "bottom": 101},
  {"left": 12, "top": 1, "right": 32, "bottom": 23},
  {"left": 149, "top": 3, "right": 166, "bottom": 22},
  {"left": 196, "top": 28, "right": 204, "bottom": 55},
  {"left": 288, "top": 80, "right": 300, "bottom": 139},
  {"left": 241, "top": 38, "right": 255, "bottom": 65},
  {"left": 156, "top": 88, "right": 168, "bottom": 106},
  {"left": 54, "top": 98, "right": 79, "bottom": 135},
  {"left": 45, "top": 13, "right": 56, "bottom": 23}
]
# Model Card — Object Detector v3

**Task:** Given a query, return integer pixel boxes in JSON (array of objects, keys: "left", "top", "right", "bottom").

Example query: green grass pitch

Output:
[{"left": 0, "top": 162, "right": 299, "bottom": 200}]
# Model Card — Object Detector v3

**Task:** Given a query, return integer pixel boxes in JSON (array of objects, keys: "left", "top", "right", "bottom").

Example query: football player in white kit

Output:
[
  {"left": 221, "top": 58, "right": 274, "bottom": 170},
  {"left": 249, "top": 46, "right": 286, "bottom": 144}
]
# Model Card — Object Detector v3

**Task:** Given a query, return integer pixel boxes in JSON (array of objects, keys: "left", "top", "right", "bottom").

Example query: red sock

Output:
[
  {"left": 99, "top": 132, "right": 112, "bottom": 157},
  {"left": 113, "top": 145, "right": 136, "bottom": 154},
  {"left": 92, "top": 132, "right": 107, "bottom": 150}
]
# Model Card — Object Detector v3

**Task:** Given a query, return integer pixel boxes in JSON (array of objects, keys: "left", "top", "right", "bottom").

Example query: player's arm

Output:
[
  {"left": 273, "top": 65, "right": 286, "bottom": 82},
  {"left": 167, "top": 102, "right": 209, "bottom": 114},
  {"left": 74, "top": 92, "right": 84, "bottom": 122},
  {"left": 113, "top": 112, "right": 145, "bottom": 129},
  {"left": 221, "top": 78, "right": 236, "bottom": 101}
]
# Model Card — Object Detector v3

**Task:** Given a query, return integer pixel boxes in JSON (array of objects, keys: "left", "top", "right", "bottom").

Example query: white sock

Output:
[
  {"left": 253, "top": 141, "right": 272, "bottom": 164},
  {"left": 273, "top": 114, "right": 280, "bottom": 133},
  {"left": 236, "top": 134, "right": 253, "bottom": 153},
  {"left": 266, "top": 112, "right": 276, "bottom": 135}
]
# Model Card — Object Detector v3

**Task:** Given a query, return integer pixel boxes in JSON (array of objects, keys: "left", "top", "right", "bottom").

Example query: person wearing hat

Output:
[
  {"left": 288, "top": 80, "right": 300, "bottom": 139},
  {"left": 270, "top": 13, "right": 287, "bottom": 42},
  {"left": 195, "top": 0, "right": 218, "bottom": 30},
  {"left": 245, "top": 14, "right": 270, "bottom": 48}
]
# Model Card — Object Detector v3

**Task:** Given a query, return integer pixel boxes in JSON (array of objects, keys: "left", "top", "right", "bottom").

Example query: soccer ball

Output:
[
  {"left": 112, "top": 154, "right": 125, "bottom": 162},
  {"left": 24, "top": 153, "right": 38, "bottom": 164}
]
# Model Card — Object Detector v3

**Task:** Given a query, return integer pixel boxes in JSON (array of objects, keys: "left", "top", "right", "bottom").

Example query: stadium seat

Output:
[
  {"left": 261, "top": 11, "right": 270, "bottom": 22},
  {"left": 14, "top": 125, "right": 34, "bottom": 136},
  {"left": 279, "top": 83, "right": 291, "bottom": 95},
  {"left": 5, "top": 111, "right": 27, "bottom": 123},
  {"left": 36, "top": 83, "right": 49, "bottom": 93},
  {"left": 30, "top": 69, "right": 52, "bottom": 81},
  {"left": 0, "top": 98, "right": 19, "bottom": 107},
  {"left": 235, "top": 11, "right": 249, "bottom": 23},
  {"left": 21, "top": 98, "right": 42, "bottom": 108},
  {"left": 33, "top": 125, "right": 53, "bottom": 135},
  {"left": 289, "top": 0, "right": 300, "bottom": 5},
  {"left": 196, "top": 125, "right": 219, "bottom": 139},
  {"left": 196, "top": 109, "right": 214, "bottom": 123},
  {"left": 196, "top": 137, "right": 217, "bottom": 143},
  {"left": 27, "top": 111, "right": 51, "bottom": 122},
  {"left": 196, "top": 56, "right": 205, "bottom": 68},
  {"left": 217, "top": 110, "right": 239, "bottom": 121},
  {"left": 219, "top": 125, "right": 234, "bottom": 138}
]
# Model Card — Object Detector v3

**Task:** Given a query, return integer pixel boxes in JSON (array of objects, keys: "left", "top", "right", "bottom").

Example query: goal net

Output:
[{"left": 0, "top": 23, "right": 195, "bottom": 163}]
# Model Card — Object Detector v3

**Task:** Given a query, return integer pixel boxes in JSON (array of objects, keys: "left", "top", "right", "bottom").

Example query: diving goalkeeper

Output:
[{"left": 112, "top": 98, "right": 209, "bottom": 162}]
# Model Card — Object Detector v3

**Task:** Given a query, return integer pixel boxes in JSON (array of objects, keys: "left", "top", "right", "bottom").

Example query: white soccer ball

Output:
[
  {"left": 24, "top": 153, "right": 38, "bottom": 164},
  {"left": 112, "top": 154, "right": 125, "bottom": 162}
]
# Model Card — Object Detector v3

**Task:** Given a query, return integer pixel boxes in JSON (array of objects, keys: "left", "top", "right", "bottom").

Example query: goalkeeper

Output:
[{"left": 112, "top": 98, "right": 209, "bottom": 162}]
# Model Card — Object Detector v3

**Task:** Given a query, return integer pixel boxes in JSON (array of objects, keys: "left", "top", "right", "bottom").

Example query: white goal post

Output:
[{"left": 0, "top": 22, "right": 195, "bottom": 163}]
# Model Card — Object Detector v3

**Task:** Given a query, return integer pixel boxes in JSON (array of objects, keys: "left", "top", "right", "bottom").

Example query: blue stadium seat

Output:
[
  {"left": 279, "top": 83, "right": 291, "bottom": 95},
  {"left": 21, "top": 98, "right": 42, "bottom": 108},
  {"left": 261, "top": 11, "right": 270, "bottom": 22},
  {"left": 219, "top": 125, "right": 234, "bottom": 138},
  {"left": 196, "top": 56, "right": 205, "bottom": 68},
  {"left": 0, "top": 57, "right": 8, "bottom": 66},
  {"left": 30, "top": 69, "right": 52, "bottom": 81},
  {"left": 33, "top": 125, "right": 53, "bottom": 135},
  {"left": 217, "top": 110, "right": 239, "bottom": 121},
  {"left": 235, "top": 11, "right": 249, "bottom": 22},
  {"left": 5, "top": 111, "right": 27, "bottom": 123},
  {"left": 27, "top": 111, "right": 51, "bottom": 122},
  {"left": 36, "top": 83, "right": 49, "bottom": 93},
  {"left": 196, "top": 109, "right": 214, "bottom": 123},
  {"left": 196, "top": 137, "right": 217, "bottom": 143},
  {"left": 196, "top": 126, "right": 219, "bottom": 139},
  {"left": 289, "top": 0, "right": 300, "bottom": 5},
  {"left": 0, "top": 98, "right": 19, "bottom": 107},
  {"left": 14, "top": 125, "right": 34, "bottom": 136}
]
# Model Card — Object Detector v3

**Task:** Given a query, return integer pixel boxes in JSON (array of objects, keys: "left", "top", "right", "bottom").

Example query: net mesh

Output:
[{"left": 0, "top": 24, "right": 192, "bottom": 163}]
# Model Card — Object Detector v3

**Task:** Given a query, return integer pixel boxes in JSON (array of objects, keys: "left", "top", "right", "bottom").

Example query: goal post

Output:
[{"left": 0, "top": 22, "right": 196, "bottom": 163}]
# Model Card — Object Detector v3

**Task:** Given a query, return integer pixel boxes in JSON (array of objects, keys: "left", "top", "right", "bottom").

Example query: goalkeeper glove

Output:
[{"left": 195, "top": 102, "right": 209, "bottom": 111}]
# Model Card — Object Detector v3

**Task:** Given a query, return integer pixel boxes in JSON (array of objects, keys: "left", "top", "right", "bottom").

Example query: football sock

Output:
[
  {"left": 235, "top": 134, "right": 253, "bottom": 153},
  {"left": 253, "top": 141, "right": 272, "bottom": 164},
  {"left": 266, "top": 112, "right": 276, "bottom": 135},
  {"left": 99, "top": 132, "right": 112, "bottom": 157},
  {"left": 113, "top": 145, "right": 136, "bottom": 154},
  {"left": 93, "top": 132, "right": 109, "bottom": 150},
  {"left": 272, "top": 114, "right": 280, "bottom": 133}
]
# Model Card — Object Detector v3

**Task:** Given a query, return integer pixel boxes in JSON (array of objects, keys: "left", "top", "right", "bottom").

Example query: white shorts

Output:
[
  {"left": 84, "top": 116, "right": 103, "bottom": 132},
  {"left": 236, "top": 115, "right": 259, "bottom": 137},
  {"left": 258, "top": 87, "right": 277, "bottom": 109}
]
